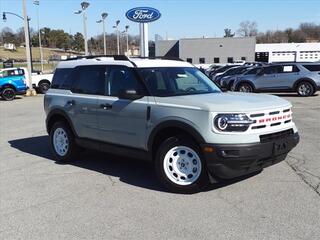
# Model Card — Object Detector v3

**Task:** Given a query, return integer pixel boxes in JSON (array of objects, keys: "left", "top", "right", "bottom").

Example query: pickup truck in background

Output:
[{"left": 31, "top": 72, "right": 54, "bottom": 94}]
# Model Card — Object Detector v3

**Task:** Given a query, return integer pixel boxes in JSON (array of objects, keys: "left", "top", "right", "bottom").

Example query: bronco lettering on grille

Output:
[{"left": 258, "top": 114, "right": 291, "bottom": 124}]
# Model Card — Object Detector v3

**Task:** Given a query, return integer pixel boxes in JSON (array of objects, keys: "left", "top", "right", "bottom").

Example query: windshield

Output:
[{"left": 137, "top": 67, "right": 221, "bottom": 97}]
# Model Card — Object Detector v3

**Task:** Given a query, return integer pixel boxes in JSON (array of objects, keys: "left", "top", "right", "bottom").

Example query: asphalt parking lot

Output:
[{"left": 0, "top": 93, "right": 319, "bottom": 240}]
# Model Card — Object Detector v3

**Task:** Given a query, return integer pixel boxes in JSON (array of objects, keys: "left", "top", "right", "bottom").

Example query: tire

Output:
[
  {"left": 38, "top": 82, "right": 50, "bottom": 94},
  {"left": 237, "top": 82, "right": 253, "bottom": 93},
  {"left": 1, "top": 87, "right": 16, "bottom": 101},
  {"left": 296, "top": 81, "right": 314, "bottom": 97},
  {"left": 155, "top": 135, "right": 209, "bottom": 194},
  {"left": 49, "top": 121, "right": 79, "bottom": 163}
]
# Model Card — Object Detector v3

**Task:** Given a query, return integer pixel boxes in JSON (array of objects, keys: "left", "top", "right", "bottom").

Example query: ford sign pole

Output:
[
  {"left": 140, "top": 23, "right": 148, "bottom": 57},
  {"left": 126, "top": 7, "right": 161, "bottom": 58}
]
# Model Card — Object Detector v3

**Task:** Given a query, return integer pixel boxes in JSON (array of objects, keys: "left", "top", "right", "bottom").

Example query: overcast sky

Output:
[{"left": 1, "top": 0, "right": 319, "bottom": 40}]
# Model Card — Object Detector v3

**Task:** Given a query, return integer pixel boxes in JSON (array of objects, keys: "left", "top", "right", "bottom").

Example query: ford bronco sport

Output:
[
  {"left": 44, "top": 56, "right": 300, "bottom": 193},
  {"left": 0, "top": 68, "right": 27, "bottom": 101}
]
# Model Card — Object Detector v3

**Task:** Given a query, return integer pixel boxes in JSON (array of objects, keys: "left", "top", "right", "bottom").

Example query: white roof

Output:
[
  {"left": 256, "top": 42, "right": 320, "bottom": 52},
  {"left": 57, "top": 57, "right": 193, "bottom": 69},
  {"left": 130, "top": 58, "right": 193, "bottom": 68}
]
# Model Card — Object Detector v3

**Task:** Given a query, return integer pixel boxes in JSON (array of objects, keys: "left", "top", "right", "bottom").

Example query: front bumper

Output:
[{"left": 202, "top": 132, "right": 299, "bottom": 179}]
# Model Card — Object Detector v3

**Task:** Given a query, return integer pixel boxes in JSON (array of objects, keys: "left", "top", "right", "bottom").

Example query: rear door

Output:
[
  {"left": 97, "top": 65, "right": 149, "bottom": 149},
  {"left": 275, "top": 65, "right": 301, "bottom": 89},
  {"left": 67, "top": 65, "right": 106, "bottom": 140}
]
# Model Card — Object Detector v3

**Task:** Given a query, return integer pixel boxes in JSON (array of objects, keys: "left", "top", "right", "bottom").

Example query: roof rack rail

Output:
[
  {"left": 130, "top": 56, "right": 185, "bottom": 61},
  {"left": 62, "top": 55, "right": 129, "bottom": 61}
]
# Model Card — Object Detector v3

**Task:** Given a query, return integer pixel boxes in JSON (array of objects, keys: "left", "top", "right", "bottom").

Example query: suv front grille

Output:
[
  {"left": 259, "top": 129, "right": 294, "bottom": 143},
  {"left": 249, "top": 108, "right": 292, "bottom": 131}
]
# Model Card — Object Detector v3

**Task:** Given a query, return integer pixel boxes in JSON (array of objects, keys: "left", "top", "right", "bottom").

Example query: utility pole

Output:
[
  {"left": 33, "top": 0, "right": 44, "bottom": 73},
  {"left": 22, "top": 0, "right": 33, "bottom": 92}
]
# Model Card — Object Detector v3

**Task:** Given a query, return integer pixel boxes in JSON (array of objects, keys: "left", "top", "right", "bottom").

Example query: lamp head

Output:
[
  {"left": 101, "top": 13, "right": 108, "bottom": 19},
  {"left": 81, "top": 2, "right": 90, "bottom": 10},
  {"left": 2, "top": 12, "right": 7, "bottom": 22}
]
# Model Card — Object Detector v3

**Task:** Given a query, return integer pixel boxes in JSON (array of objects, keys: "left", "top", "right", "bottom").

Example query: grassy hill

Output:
[{"left": 0, "top": 47, "right": 81, "bottom": 73}]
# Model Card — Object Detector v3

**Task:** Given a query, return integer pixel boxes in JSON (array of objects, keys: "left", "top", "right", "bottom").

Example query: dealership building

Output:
[
  {"left": 156, "top": 37, "right": 256, "bottom": 64},
  {"left": 155, "top": 37, "right": 320, "bottom": 64}
]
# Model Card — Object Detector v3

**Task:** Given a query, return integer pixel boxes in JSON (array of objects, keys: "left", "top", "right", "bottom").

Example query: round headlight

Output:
[{"left": 216, "top": 116, "right": 228, "bottom": 130}]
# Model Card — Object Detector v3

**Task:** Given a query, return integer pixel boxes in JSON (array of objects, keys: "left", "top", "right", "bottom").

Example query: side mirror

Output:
[{"left": 119, "top": 89, "right": 144, "bottom": 100}]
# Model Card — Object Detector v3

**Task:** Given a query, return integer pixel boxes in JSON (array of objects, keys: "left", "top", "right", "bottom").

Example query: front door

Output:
[
  {"left": 256, "top": 65, "right": 283, "bottom": 90},
  {"left": 97, "top": 65, "right": 149, "bottom": 150}
]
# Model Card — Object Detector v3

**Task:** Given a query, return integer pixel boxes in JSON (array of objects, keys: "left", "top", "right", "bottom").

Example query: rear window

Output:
[
  {"left": 303, "top": 65, "right": 320, "bottom": 72},
  {"left": 1, "top": 69, "right": 24, "bottom": 77},
  {"left": 51, "top": 68, "right": 73, "bottom": 89}
]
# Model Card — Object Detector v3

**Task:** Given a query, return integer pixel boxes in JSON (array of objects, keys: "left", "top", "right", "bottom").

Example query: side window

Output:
[
  {"left": 199, "top": 58, "right": 205, "bottom": 64},
  {"left": 51, "top": 68, "right": 74, "bottom": 89},
  {"left": 246, "top": 67, "right": 261, "bottom": 75},
  {"left": 71, "top": 65, "right": 106, "bottom": 95},
  {"left": 106, "top": 65, "right": 145, "bottom": 97},
  {"left": 214, "top": 58, "right": 220, "bottom": 63},
  {"left": 264, "top": 66, "right": 281, "bottom": 74},
  {"left": 173, "top": 69, "right": 208, "bottom": 92},
  {"left": 303, "top": 64, "right": 320, "bottom": 72},
  {"left": 186, "top": 58, "right": 192, "bottom": 63},
  {"left": 281, "top": 65, "right": 300, "bottom": 73},
  {"left": 227, "top": 57, "right": 233, "bottom": 63}
]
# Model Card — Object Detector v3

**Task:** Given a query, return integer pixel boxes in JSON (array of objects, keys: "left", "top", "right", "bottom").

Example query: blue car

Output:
[{"left": 0, "top": 68, "right": 28, "bottom": 101}]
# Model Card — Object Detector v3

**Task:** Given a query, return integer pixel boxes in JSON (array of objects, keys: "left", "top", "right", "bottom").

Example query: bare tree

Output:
[
  {"left": 237, "top": 21, "right": 258, "bottom": 37},
  {"left": 224, "top": 28, "right": 235, "bottom": 38}
]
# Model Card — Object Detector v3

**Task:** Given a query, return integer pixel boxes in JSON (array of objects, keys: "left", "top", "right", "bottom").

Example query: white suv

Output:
[{"left": 45, "top": 56, "right": 300, "bottom": 193}]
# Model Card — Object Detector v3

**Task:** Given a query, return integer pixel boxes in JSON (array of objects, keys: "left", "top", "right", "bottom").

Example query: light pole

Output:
[
  {"left": 96, "top": 12, "right": 108, "bottom": 55},
  {"left": 125, "top": 25, "right": 129, "bottom": 55},
  {"left": 113, "top": 20, "right": 120, "bottom": 55},
  {"left": 33, "top": 0, "right": 44, "bottom": 73},
  {"left": 2, "top": 10, "right": 33, "bottom": 89},
  {"left": 75, "top": 2, "right": 90, "bottom": 55}
]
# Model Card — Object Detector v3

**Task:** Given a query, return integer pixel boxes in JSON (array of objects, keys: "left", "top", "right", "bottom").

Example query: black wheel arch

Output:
[
  {"left": 1, "top": 84, "right": 17, "bottom": 92},
  {"left": 235, "top": 80, "right": 255, "bottom": 91},
  {"left": 147, "top": 120, "right": 205, "bottom": 160},
  {"left": 38, "top": 79, "right": 51, "bottom": 86},
  {"left": 293, "top": 78, "right": 317, "bottom": 91},
  {"left": 46, "top": 109, "right": 77, "bottom": 137}
]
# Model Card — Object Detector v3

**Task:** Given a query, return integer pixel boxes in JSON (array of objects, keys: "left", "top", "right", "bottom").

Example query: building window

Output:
[
  {"left": 186, "top": 58, "right": 192, "bottom": 63},
  {"left": 214, "top": 57, "right": 220, "bottom": 63},
  {"left": 227, "top": 57, "right": 233, "bottom": 63},
  {"left": 199, "top": 58, "right": 205, "bottom": 64},
  {"left": 241, "top": 57, "right": 246, "bottom": 61}
]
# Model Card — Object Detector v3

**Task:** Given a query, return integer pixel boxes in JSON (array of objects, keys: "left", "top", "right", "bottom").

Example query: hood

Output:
[{"left": 156, "top": 92, "right": 291, "bottom": 112}]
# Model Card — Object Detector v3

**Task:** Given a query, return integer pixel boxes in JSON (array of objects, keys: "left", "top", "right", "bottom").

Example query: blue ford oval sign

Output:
[{"left": 126, "top": 7, "right": 161, "bottom": 23}]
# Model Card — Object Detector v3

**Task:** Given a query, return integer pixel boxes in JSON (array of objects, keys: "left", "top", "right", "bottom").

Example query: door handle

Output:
[
  {"left": 66, "top": 100, "right": 75, "bottom": 106},
  {"left": 100, "top": 103, "right": 112, "bottom": 110}
]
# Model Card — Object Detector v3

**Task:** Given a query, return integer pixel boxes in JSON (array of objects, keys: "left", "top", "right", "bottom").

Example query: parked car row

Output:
[
  {"left": 0, "top": 67, "right": 53, "bottom": 101},
  {"left": 203, "top": 62, "right": 320, "bottom": 97}
]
